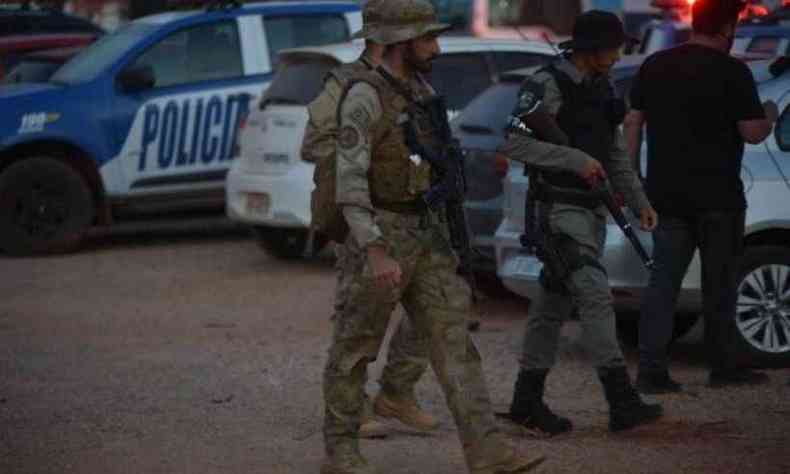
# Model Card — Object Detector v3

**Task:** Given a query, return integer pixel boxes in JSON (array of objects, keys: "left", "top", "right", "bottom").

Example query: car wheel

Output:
[
  {"left": 732, "top": 245, "right": 790, "bottom": 368},
  {"left": 616, "top": 312, "right": 700, "bottom": 347},
  {"left": 0, "top": 157, "right": 94, "bottom": 256},
  {"left": 254, "top": 226, "right": 326, "bottom": 259}
]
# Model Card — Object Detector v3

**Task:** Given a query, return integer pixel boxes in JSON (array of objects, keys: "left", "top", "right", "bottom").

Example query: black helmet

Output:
[{"left": 559, "top": 10, "right": 638, "bottom": 52}]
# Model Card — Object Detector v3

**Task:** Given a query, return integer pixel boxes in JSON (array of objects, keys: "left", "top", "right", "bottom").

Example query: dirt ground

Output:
[{"left": 1, "top": 227, "right": 789, "bottom": 474}]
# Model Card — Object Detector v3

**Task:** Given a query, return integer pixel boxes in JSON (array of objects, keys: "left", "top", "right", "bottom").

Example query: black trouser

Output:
[{"left": 638, "top": 211, "right": 745, "bottom": 373}]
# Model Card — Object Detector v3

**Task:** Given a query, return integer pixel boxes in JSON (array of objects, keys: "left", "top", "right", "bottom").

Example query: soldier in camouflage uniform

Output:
[
  {"left": 303, "top": 0, "right": 438, "bottom": 438},
  {"left": 321, "top": 1, "right": 546, "bottom": 473},
  {"left": 498, "top": 11, "right": 663, "bottom": 435}
]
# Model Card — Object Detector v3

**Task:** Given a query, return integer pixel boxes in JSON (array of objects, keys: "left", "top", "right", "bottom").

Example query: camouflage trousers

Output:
[
  {"left": 332, "top": 244, "right": 430, "bottom": 404},
  {"left": 323, "top": 209, "right": 503, "bottom": 469},
  {"left": 521, "top": 204, "right": 625, "bottom": 370}
]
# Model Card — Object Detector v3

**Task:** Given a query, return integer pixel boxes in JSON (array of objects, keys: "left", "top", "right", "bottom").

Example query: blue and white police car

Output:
[{"left": 0, "top": 1, "right": 361, "bottom": 255}]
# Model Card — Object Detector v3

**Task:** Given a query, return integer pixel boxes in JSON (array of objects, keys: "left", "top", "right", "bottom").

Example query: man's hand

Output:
[
  {"left": 764, "top": 100, "right": 779, "bottom": 124},
  {"left": 639, "top": 207, "right": 658, "bottom": 232},
  {"left": 367, "top": 245, "right": 401, "bottom": 289},
  {"left": 578, "top": 158, "right": 608, "bottom": 187}
]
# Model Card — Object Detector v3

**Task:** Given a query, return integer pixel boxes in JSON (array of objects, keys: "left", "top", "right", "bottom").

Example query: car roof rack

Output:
[{"left": 206, "top": 0, "right": 242, "bottom": 12}]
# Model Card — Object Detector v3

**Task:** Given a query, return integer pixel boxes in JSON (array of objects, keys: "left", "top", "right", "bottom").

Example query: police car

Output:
[
  {"left": 0, "top": 0, "right": 362, "bottom": 255},
  {"left": 495, "top": 59, "right": 790, "bottom": 368},
  {"left": 225, "top": 37, "right": 556, "bottom": 258}
]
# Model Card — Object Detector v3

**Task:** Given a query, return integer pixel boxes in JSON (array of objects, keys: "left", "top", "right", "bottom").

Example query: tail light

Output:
[
  {"left": 230, "top": 109, "right": 249, "bottom": 159},
  {"left": 494, "top": 152, "right": 510, "bottom": 178}
]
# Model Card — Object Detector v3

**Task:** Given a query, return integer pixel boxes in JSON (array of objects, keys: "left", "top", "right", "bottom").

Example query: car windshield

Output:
[
  {"left": 454, "top": 79, "right": 521, "bottom": 136},
  {"left": 51, "top": 22, "right": 155, "bottom": 84},
  {"left": 262, "top": 56, "right": 339, "bottom": 107}
]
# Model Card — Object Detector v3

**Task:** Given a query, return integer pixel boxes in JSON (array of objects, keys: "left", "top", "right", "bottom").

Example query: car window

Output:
[
  {"left": 492, "top": 52, "right": 550, "bottom": 75},
  {"left": 263, "top": 14, "right": 349, "bottom": 69},
  {"left": 52, "top": 22, "right": 155, "bottom": 84},
  {"left": 454, "top": 79, "right": 521, "bottom": 136},
  {"left": 262, "top": 58, "right": 337, "bottom": 107},
  {"left": 36, "top": 15, "right": 102, "bottom": 34},
  {"left": 775, "top": 103, "right": 790, "bottom": 151},
  {"left": 747, "top": 36, "right": 781, "bottom": 55},
  {"left": 2, "top": 59, "right": 60, "bottom": 84},
  {"left": 428, "top": 52, "right": 492, "bottom": 113},
  {"left": 128, "top": 21, "right": 243, "bottom": 88}
]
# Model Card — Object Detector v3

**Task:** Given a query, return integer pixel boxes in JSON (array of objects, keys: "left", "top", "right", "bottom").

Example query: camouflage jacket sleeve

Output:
[
  {"left": 336, "top": 81, "right": 385, "bottom": 248},
  {"left": 606, "top": 126, "right": 651, "bottom": 212},
  {"left": 497, "top": 72, "right": 591, "bottom": 175}
]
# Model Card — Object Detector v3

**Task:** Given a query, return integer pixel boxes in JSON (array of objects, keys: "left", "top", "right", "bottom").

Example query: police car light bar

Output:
[{"left": 650, "top": 0, "right": 694, "bottom": 9}]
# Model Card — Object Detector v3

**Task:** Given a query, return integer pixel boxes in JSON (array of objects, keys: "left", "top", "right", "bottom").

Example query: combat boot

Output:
[
  {"left": 373, "top": 391, "right": 439, "bottom": 432},
  {"left": 321, "top": 439, "right": 378, "bottom": 474},
  {"left": 499, "top": 369, "right": 572, "bottom": 436},
  {"left": 598, "top": 366, "right": 663, "bottom": 432},
  {"left": 467, "top": 435, "right": 547, "bottom": 474},
  {"left": 359, "top": 413, "right": 389, "bottom": 439}
]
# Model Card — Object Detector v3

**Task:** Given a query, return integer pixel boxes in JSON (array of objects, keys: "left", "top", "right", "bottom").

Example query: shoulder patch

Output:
[{"left": 514, "top": 80, "right": 545, "bottom": 117}]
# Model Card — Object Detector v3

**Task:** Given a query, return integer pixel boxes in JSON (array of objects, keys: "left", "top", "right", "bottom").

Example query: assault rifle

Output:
[
  {"left": 594, "top": 180, "right": 655, "bottom": 270},
  {"left": 401, "top": 95, "right": 482, "bottom": 311},
  {"left": 515, "top": 98, "right": 654, "bottom": 270}
]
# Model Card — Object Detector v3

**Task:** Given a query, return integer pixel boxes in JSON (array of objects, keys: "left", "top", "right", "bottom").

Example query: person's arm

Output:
[
  {"left": 624, "top": 65, "right": 647, "bottom": 171},
  {"left": 608, "top": 126, "right": 657, "bottom": 231},
  {"left": 623, "top": 109, "right": 645, "bottom": 169},
  {"left": 336, "top": 82, "right": 401, "bottom": 287},
  {"left": 732, "top": 62, "right": 776, "bottom": 144},
  {"left": 336, "top": 82, "right": 383, "bottom": 247},
  {"left": 738, "top": 101, "right": 778, "bottom": 144},
  {"left": 498, "top": 73, "right": 605, "bottom": 182}
]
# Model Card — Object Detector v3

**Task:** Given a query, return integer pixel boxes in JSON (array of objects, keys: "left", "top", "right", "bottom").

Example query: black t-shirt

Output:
[{"left": 630, "top": 43, "right": 765, "bottom": 215}]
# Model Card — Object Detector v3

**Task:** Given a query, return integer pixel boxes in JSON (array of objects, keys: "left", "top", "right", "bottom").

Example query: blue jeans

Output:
[{"left": 638, "top": 211, "right": 745, "bottom": 373}]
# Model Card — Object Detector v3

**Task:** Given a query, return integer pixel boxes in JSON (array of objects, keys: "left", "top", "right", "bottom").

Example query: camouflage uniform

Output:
[
  {"left": 304, "top": 47, "right": 432, "bottom": 428},
  {"left": 321, "top": 1, "right": 545, "bottom": 473}
]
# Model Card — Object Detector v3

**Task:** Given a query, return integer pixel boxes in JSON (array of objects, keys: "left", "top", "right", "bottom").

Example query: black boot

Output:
[
  {"left": 598, "top": 366, "right": 663, "bottom": 432},
  {"left": 501, "top": 368, "right": 572, "bottom": 436},
  {"left": 636, "top": 369, "right": 683, "bottom": 395}
]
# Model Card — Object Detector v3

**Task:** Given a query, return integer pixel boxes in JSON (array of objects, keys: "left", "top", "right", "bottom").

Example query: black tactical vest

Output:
[{"left": 540, "top": 65, "right": 623, "bottom": 190}]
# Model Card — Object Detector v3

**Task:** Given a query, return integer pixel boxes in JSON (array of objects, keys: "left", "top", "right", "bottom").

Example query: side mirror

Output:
[{"left": 117, "top": 65, "right": 155, "bottom": 93}]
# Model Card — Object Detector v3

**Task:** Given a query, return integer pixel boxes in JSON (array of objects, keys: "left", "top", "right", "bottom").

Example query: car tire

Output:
[
  {"left": 731, "top": 245, "right": 790, "bottom": 368},
  {"left": 616, "top": 312, "right": 700, "bottom": 348},
  {"left": 0, "top": 157, "right": 94, "bottom": 256},
  {"left": 254, "top": 226, "right": 326, "bottom": 259}
]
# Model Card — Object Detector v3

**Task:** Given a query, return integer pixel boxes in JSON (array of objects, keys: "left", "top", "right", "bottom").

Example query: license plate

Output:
[{"left": 246, "top": 193, "right": 270, "bottom": 216}]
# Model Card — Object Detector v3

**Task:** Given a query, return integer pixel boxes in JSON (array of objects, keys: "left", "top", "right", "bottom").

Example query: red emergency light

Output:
[{"left": 650, "top": 0, "right": 693, "bottom": 9}]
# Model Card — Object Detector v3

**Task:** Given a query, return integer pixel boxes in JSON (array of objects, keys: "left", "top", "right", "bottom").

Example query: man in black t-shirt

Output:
[{"left": 624, "top": 0, "right": 778, "bottom": 393}]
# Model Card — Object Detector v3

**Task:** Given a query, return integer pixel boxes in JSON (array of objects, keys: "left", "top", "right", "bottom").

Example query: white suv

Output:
[{"left": 225, "top": 37, "right": 555, "bottom": 258}]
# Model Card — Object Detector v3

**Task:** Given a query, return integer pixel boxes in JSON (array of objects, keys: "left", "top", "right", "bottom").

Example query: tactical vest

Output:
[
  {"left": 540, "top": 65, "right": 622, "bottom": 190},
  {"left": 341, "top": 68, "right": 434, "bottom": 206}
]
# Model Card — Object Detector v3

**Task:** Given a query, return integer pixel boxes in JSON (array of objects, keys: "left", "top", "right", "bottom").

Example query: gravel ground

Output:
[{"left": 1, "top": 228, "right": 788, "bottom": 474}]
